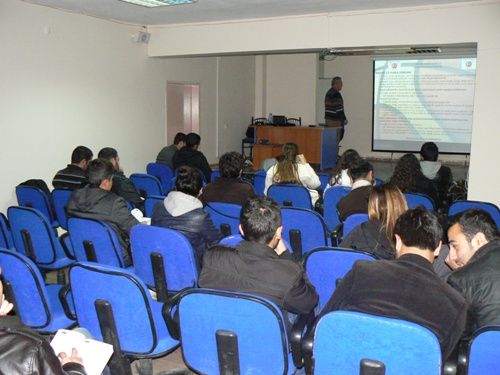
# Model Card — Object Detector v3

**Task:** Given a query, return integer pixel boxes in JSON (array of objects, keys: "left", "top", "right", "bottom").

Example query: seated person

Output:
[
  {"left": 318, "top": 207, "right": 467, "bottom": 360},
  {"left": 336, "top": 159, "right": 374, "bottom": 221},
  {"left": 156, "top": 132, "right": 186, "bottom": 169},
  {"left": 389, "top": 153, "right": 439, "bottom": 207},
  {"left": 340, "top": 184, "right": 408, "bottom": 260},
  {"left": 325, "top": 148, "right": 361, "bottom": 190},
  {"left": 199, "top": 196, "right": 318, "bottom": 317},
  {"left": 66, "top": 159, "right": 139, "bottom": 267},
  {"left": 52, "top": 146, "right": 93, "bottom": 190},
  {"left": 420, "top": 142, "right": 453, "bottom": 208},
  {"left": 447, "top": 209, "right": 500, "bottom": 333},
  {"left": 200, "top": 151, "right": 255, "bottom": 206},
  {"left": 151, "top": 166, "right": 222, "bottom": 269},
  {"left": 98, "top": 147, "right": 144, "bottom": 213},
  {"left": 173, "top": 132, "right": 212, "bottom": 183},
  {"left": 264, "top": 143, "right": 321, "bottom": 206}
]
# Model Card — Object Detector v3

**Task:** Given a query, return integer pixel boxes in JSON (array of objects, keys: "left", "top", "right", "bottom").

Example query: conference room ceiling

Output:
[{"left": 22, "top": 0, "right": 481, "bottom": 26}]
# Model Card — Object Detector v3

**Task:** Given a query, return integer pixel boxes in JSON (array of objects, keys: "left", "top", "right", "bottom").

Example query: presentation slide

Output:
[{"left": 373, "top": 57, "right": 476, "bottom": 154}]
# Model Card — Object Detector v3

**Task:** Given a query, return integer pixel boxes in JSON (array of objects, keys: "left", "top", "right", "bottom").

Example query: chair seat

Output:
[
  {"left": 39, "top": 256, "right": 73, "bottom": 271},
  {"left": 43, "top": 285, "right": 76, "bottom": 332},
  {"left": 145, "top": 302, "right": 179, "bottom": 357}
]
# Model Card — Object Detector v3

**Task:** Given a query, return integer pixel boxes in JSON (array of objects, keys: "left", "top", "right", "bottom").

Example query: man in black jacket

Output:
[
  {"left": 198, "top": 196, "right": 318, "bottom": 316},
  {"left": 52, "top": 146, "right": 93, "bottom": 190},
  {"left": 318, "top": 207, "right": 467, "bottom": 360},
  {"left": 447, "top": 209, "right": 500, "bottom": 333},
  {"left": 173, "top": 132, "right": 212, "bottom": 183},
  {"left": 337, "top": 159, "right": 374, "bottom": 221}
]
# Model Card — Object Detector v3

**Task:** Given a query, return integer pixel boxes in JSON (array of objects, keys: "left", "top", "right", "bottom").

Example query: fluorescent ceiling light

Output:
[{"left": 120, "top": 0, "right": 196, "bottom": 7}]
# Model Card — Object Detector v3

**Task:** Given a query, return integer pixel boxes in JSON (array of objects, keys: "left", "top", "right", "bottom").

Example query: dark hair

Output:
[
  {"left": 420, "top": 142, "right": 439, "bottom": 162},
  {"left": 173, "top": 132, "right": 187, "bottom": 145},
  {"left": 330, "top": 149, "right": 361, "bottom": 185},
  {"left": 332, "top": 76, "right": 342, "bottom": 86},
  {"left": 71, "top": 146, "right": 93, "bottom": 164},
  {"left": 97, "top": 147, "right": 118, "bottom": 161},
  {"left": 88, "top": 159, "right": 114, "bottom": 187},
  {"left": 186, "top": 133, "right": 201, "bottom": 148},
  {"left": 389, "top": 153, "right": 422, "bottom": 193},
  {"left": 349, "top": 159, "right": 373, "bottom": 181},
  {"left": 240, "top": 196, "right": 282, "bottom": 244},
  {"left": 175, "top": 166, "right": 203, "bottom": 197},
  {"left": 449, "top": 209, "right": 500, "bottom": 242},
  {"left": 394, "top": 207, "right": 443, "bottom": 251},
  {"left": 219, "top": 152, "right": 244, "bottom": 179}
]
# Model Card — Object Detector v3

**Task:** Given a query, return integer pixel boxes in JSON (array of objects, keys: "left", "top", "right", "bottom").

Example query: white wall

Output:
[{"left": 0, "top": 0, "right": 169, "bottom": 212}]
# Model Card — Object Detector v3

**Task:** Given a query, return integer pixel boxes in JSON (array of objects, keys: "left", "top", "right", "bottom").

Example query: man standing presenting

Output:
[{"left": 325, "top": 76, "right": 347, "bottom": 144}]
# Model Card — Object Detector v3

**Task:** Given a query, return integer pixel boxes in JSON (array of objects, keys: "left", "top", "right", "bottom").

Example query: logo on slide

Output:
[
  {"left": 466, "top": 61, "right": 472, "bottom": 67},
  {"left": 391, "top": 63, "right": 398, "bottom": 69}
]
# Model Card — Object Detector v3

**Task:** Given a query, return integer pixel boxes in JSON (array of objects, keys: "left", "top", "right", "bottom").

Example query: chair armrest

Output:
[
  {"left": 456, "top": 337, "right": 471, "bottom": 375},
  {"left": 59, "top": 284, "right": 76, "bottom": 320},
  {"left": 162, "top": 289, "right": 187, "bottom": 340},
  {"left": 59, "top": 232, "right": 75, "bottom": 260},
  {"left": 301, "top": 324, "right": 316, "bottom": 375},
  {"left": 290, "top": 310, "right": 316, "bottom": 369},
  {"left": 329, "top": 223, "right": 343, "bottom": 247}
]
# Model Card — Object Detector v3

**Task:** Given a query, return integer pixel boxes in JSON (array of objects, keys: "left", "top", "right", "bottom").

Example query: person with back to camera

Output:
[
  {"left": 173, "top": 132, "right": 212, "bottom": 183},
  {"left": 325, "top": 149, "right": 361, "bottom": 191},
  {"left": 264, "top": 143, "right": 321, "bottom": 206},
  {"left": 340, "top": 184, "right": 408, "bottom": 260},
  {"left": 156, "top": 132, "right": 187, "bottom": 170},
  {"left": 420, "top": 142, "right": 453, "bottom": 209}
]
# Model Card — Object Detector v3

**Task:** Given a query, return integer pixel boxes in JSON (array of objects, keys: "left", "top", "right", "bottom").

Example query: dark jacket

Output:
[
  {"left": 52, "top": 164, "right": 88, "bottom": 190},
  {"left": 156, "top": 144, "right": 178, "bottom": 169},
  {"left": 151, "top": 192, "right": 222, "bottom": 269},
  {"left": 447, "top": 239, "right": 500, "bottom": 334},
  {"left": 337, "top": 185, "right": 372, "bottom": 222},
  {"left": 66, "top": 185, "right": 139, "bottom": 266},
  {"left": 0, "top": 321, "right": 86, "bottom": 375},
  {"left": 200, "top": 177, "right": 256, "bottom": 206},
  {"left": 318, "top": 254, "right": 467, "bottom": 360},
  {"left": 173, "top": 147, "right": 212, "bottom": 183},
  {"left": 112, "top": 171, "right": 144, "bottom": 213},
  {"left": 339, "top": 220, "right": 395, "bottom": 260},
  {"left": 324, "top": 88, "right": 346, "bottom": 123},
  {"left": 199, "top": 241, "right": 318, "bottom": 315},
  {"left": 420, "top": 161, "right": 453, "bottom": 208}
]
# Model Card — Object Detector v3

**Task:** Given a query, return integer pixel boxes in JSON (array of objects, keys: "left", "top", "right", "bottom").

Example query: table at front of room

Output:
[{"left": 252, "top": 125, "right": 337, "bottom": 170}]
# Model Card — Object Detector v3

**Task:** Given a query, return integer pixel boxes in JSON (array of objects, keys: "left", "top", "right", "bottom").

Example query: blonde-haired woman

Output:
[
  {"left": 264, "top": 143, "right": 321, "bottom": 205},
  {"left": 340, "top": 184, "right": 408, "bottom": 259}
]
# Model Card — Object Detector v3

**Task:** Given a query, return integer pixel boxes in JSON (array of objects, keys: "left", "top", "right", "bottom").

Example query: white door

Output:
[{"left": 166, "top": 82, "right": 200, "bottom": 142}]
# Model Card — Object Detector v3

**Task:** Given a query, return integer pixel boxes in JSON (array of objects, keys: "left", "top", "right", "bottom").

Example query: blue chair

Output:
[
  {"left": 303, "top": 247, "right": 377, "bottom": 310},
  {"left": 309, "top": 311, "right": 441, "bottom": 375},
  {"left": 466, "top": 325, "right": 500, "bottom": 375},
  {"left": 404, "top": 192, "right": 435, "bottom": 211},
  {"left": 164, "top": 288, "right": 300, "bottom": 375},
  {"left": 16, "top": 185, "right": 58, "bottom": 228},
  {"left": 51, "top": 189, "right": 73, "bottom": 230},
  {"left": 343, "top": 213, "right": 369, "bottom": 237},
  {"left": 0, "top": 213, "right": 14, "bottom": 249},
  {"left": 323, "top": 186, "right": 351, "bottom": 232},
  {"left": 318, "top": 173, "right": 330, "bottom": 192},
  {"left": 67, "top": 217, "right": 130, "bottom": 269},
  {"left": 130, "top": 173, "right": 163, "bottom": 199},
  {"left": 205, "top": 202, "right": 241, "bottom": 237},
  {"left": 375, "top": 177, "right": 385, "bottom": 186},
  {"left": 267, "top": 184, "right": 313, "bottom": 209},
  {"left": 68, "top": 262, "right": 178, "bottom": 373},
  {"left": 146, "top": 162, "right": 174, "bottom": 194},
  {"left": 448, "top": 200, "right": 500, "bottom": 229},
  {"left": 281, "top": 207, "right": 328, "bottom": 258},
  {"left": 210, "top": 169, "right": 220, "bottom": 182},
  {"left": 253, "top": 169, "right": 266, "bottom": 196},
  {"left": 0, "top": 249, "right": 75, "bottom": 333},
  {"left": 8, "top": 206, "right": 73, "bottom": 272},
  {"left": 130, "top": 225, "right": 198, "bottom": 302},
  {"left": 144, "top": 195, "right": 165, "bottom": 217},
  {"left": 219, "top": 234, "right": 292, "bottom": 252}
]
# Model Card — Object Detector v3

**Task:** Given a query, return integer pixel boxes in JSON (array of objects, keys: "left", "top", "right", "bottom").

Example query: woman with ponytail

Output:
[{"left": 264, "top": 143, "right": 321, "bottom": 205}]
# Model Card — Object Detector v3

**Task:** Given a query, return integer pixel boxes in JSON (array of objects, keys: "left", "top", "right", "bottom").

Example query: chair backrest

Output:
[
  {"left": 0, "top": 212, "right": 14, "bottom": 249},
  {"left": 313, "top": 311, "right": 442, "bottom": 375},
  {"left": 69, "top": 262, "right": 177, "bottom": 355},
  {"left": 144, "top": 195, "right": 165, "bottom": 217},
  {"left": 0, "top": 249, "right": 54, "bottom": 329},
  {"left": 281, "top": 207, "right": 328, "bottom": 258},
  {"left": 210, "top": 169, "right": 220, "bottom": 182},
  {"left": 177, "top": 288, "right": 291, "bottom": 375},
  {"left": 130, "top": 225, "right": 198, "bottom": 295},
  {"left": 205, "top": 202, "right": 242, "bottom": 237},
  {"left": 303, "top": 247, "right": 377, "bottom": 309},
  {"left": 267, "top": 184, "right": 312, "bottom": 210},
  {"left": 219, "top": 234, "right": 244, "bottom": 246},
  {"left": 343, "top": 213, "right": 369, "bottom": 236},
  {"left": 448, "top": 200, "right": 500, "bottom": 229},
  {"left": 375, "top": 177, "right": 385, "bottom": 186},
  {"left": 146, "top": 163, "right": 174, "bottom": 194},
  {"left": 51, "top": 189, "right": 73, "bottom": 230},
  {"left": 467, "top": 326, "right": 500, "bottom": 375},
  {"left": 8, "top": 206, "right": 67, "bottom": 267},
  {"left": 404, "top": 192, "right": 435, "bottom": 211},
  {"left": 67, "top": 217, "right": 125, "bottom": 268},
  {"left": 318, "top": 173, "right": 330, "bottom": 192},
  {"left": 253, "top": 170, "right": 267, "bottom": 196},
  {"left": 15, "top": 185, "right": 57, "bottom": 226},
  {"left": 286, "top": 117, "right": 301, "bottom": 126},
  {"left": 323, "top": 186, "right": 351, "bottom": 231},
  {"left": 130, "top": 173, "right": 163, "bottom": 199}
]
